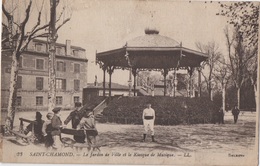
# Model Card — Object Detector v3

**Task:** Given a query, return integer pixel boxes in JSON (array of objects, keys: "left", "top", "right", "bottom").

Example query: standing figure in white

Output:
[{"left": 142, "top": 103, "right": 155, "bottom": 142}]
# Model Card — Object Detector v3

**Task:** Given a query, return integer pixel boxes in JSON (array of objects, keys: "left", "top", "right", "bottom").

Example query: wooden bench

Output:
[
  {"left": 8, "top": 118, "right": 38, "bottom": 144},
  {"left": 61, "top": 128, "right": 100, "bottom": 152}
]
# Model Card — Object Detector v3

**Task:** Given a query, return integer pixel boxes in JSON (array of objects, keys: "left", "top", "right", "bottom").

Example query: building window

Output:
[
  {"left": 36, "top": 96, "right": 43, "bottom": 106},
  {"left": 74, "top": 96, "right": 80, "bottom": 103},
  {"left": 17, "top": 76, "right": 22, "bottom": 89},
  {"left": 56, "top": 47, "right": 62, "bottom": 55},
  {"left": 16, "top": 96, "right": 21, "bottom": 106},
  {"left": 36, "top": 59, "right": 44, "bottom": 70},
  {"left": 74, "top": 80, "right": 80, "bottom": 91},
  {"left": 73, "top": 50, "right": 79, "bottom": 57},
  {"left": 57, "top": 61, "right": 66, "bottom": 72},
  {"left": 74, "top": 63, "right": 80, "bottom": 73},
  {"left": 36, "top": 77, "right": 44, "bottom": 90},
  {"left": 23, "top": 57, "right": 35, "bottom": 68},
  {"left": 35, "top": 43, "right": 42, "bottom": 52},
  {"left": 56, "top": 96, "right": 63, "bottom": 105},
  {"left": 56, "top": 79, "right": 66, "bottom": 90}
]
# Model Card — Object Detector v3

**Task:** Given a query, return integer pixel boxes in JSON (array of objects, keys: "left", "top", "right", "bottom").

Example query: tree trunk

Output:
[
  {"left": 253, "top": 84, "right": 257, "bottom": 109},
  {"left": 48, "top": 38, "right": 56, "bottom": 112},
  {"left": 48, "top": 0, "right": 57, "bottom": 112},
  {"left": 5, "top": 51, "right": 20, "bottom": 130},
  {"left": 209, "top": 86, "right": 213, "bottom": 101},
  {"left": 237, "top": 87, "right": 241, "bottom": 109},
  {"left": 222, "top": 84, "right": 226, "bottom": 112}
]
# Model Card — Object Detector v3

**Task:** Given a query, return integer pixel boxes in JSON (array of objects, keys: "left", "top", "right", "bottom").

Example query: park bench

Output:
[
  {"left": 8, "top": 118, "right": 38, "bottom": 144},
  {"left": 61, "top": 128, "right": 100, "bottom": 152}
]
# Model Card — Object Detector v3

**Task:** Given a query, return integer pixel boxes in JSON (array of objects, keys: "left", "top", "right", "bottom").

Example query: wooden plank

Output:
[
  {"left": 9, "top": 130, "right": 30, "bottom": 139},
  {"left": 61, "top": 128, "right": 85, "bottom": 136},
  {"left": 19, "top": 118, "right": 37, "bottom": 124}
]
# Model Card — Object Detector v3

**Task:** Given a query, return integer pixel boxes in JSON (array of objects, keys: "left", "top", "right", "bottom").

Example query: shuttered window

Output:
[
  {"left": 36, "top": 96, "right": 43, "bottom": 106},
  {"left": 17, "top": 76, "right": 22, "bottom": 89},
  {"left": 36, "top": 59, "right": 44, "bottom": 70},
  {"left": 56, "top": 79, "right": 66, "bottom": 90},
  {"left": 74, "top": 63, "right": 80, "bottom": 73},
  {"left": 74, "top": 80, "right": 80, "bottom": 91},
  {"left": 56, "top": 96, "right": 63, "bottom": 105},
  {"left": 74, "top": 96, "right": 79, "bottom": 103},
  {"left": 36, "top": 77, "right": 44, "bottom": 90},
  {"left": 57, "top": 61, "right": 66, "bottom": 72},
  {"left": 16, "top": 96, "right": 21, "bottom": 106}
]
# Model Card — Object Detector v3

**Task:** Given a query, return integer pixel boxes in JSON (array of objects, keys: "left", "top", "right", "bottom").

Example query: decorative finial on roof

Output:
[{"left": 145, "top": 28, "right": 159, "bottom": 35}]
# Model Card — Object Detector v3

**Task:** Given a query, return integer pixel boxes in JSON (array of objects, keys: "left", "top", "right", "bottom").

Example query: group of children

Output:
[{"left": 24, "top": 102, "right": 98, "bottom": 151}]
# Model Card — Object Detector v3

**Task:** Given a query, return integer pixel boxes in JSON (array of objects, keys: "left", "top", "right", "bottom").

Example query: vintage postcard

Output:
[{"left": 1, "top": 0, "right": 259, "bottom": 165}]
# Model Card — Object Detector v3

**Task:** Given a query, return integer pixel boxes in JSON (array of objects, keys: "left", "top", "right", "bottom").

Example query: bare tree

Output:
[
  {"left": 2, "top": 0, "right": 70, "bottom": 130},
  {"left": 224, "top": 27, "right": 257, "bottom": 109},
  {"left": 213, "top": 57, "right": 231, "bottom": 112},
  {"left": 196, "top": 41, "right": 221, "bottom": 100}
]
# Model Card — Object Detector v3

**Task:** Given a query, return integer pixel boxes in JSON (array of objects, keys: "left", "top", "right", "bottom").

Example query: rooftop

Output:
[
  {"left": 127, "top": 29, "right": 180, "bottom": 48},
  {"left": 86, "top": 82, "right": 130, "bottom": 90}
]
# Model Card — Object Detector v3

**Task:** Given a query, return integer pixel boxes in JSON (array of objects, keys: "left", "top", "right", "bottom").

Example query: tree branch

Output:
[
  {"left": 31, "top": 33, "right": 50, "bottom": 39},
  {"left": 16, "top": 0, "right": 33, "bottom": 53},
  {"left": 2, "top": 4, "right": 12, "bottom": 20},
  {"left": 30, "top": 0, "right": 45, "bottom": 33},
  {"left": 2, "top": 22, "right": 8, "bottom": 29},
  {"left": 56, "top": 17, "right": 70, "bottom": 32},
  {"left": 56, "top": 7, "right": 66, "bottom": 23}
]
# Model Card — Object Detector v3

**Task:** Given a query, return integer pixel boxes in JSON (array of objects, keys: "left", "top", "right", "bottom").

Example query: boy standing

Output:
[
  {"left": 42, "top": 112, "right": 54, "bottom": 148},
  {"left": 77, "top": 109, "right": 98, "bottom": 151},
  {"left": 142, "top": 103, "right": 156, "bottom": 142},
  {"left": 51, "top": 107, "right": 63, "bottom": 149}
]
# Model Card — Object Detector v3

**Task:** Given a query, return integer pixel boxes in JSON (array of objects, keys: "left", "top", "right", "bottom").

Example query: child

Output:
[
  {"left": 24, "top": 112, "right": 45, "bottom": 143},
  {"left": 77, "top": 110, "right": 98, "bottom": 151},
  {"left": 42, "top": 112, "right": 54, "bottom": 148},
  {"left": 51, "top": 107, "right": 63, "bottom": 149}
]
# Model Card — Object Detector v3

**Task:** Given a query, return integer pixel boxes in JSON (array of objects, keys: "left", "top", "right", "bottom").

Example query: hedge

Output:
[{"left": 100, "top": 96, "right": 219, "bottom": 125}]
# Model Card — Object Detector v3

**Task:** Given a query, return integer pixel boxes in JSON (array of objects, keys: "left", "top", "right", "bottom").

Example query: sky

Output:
[
  {"left": 3, "top": 0, "right": 231, "bottom": 86},
  {"left": 56, "top": 0, "right": 230, "bottom": 85}
]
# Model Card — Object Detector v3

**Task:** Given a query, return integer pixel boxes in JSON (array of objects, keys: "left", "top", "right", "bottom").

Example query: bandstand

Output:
[{"left": 96, "top": 29, "right": 208, "bottom": 97}]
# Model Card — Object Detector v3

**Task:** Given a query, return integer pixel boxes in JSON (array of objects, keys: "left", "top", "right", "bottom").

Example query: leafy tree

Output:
[
  {"left": 217, "top": 2, "right": 259, "bottom": 47},
  {"left": 218, "top": 2, "right": 259, "bottom": 109}
]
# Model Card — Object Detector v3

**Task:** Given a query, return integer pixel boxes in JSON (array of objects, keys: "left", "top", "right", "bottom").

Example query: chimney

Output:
[{"left": 66, "top": 40, "right": 71, "bottom": 56}]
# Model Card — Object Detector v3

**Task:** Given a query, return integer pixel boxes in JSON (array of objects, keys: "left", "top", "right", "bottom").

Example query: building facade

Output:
[{"left": 1, "top": 39, "right": 88, "bottom": 111}]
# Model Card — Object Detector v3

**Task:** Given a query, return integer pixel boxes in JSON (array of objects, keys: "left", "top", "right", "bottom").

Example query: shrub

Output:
[{"left": 101, "top": 96, "right": 218, "bottom": 125}]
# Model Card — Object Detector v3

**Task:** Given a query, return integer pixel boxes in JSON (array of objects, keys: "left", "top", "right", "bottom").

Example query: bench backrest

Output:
[
  {"left": 61, "top": 128, "right": 85, "bottom": 136},
  {"left": 19, "top": 118, "right": 37, "bottom": 124}
]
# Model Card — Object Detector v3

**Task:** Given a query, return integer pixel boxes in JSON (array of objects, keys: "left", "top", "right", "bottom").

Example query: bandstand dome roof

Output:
[
  {"left": 127, "top": 29, "right": 180, "bottom": 48},
  {"left": 96, "top": 29, "right": 208, "bottom": 70}
]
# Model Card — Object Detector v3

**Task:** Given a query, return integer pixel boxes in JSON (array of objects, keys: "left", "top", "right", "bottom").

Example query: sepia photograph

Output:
[{"left": 1, "top": 0, "right": 259, "bottom": 165}]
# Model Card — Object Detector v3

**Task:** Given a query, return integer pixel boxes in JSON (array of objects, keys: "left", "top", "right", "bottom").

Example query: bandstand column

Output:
[
  {"left": 132, "top": 68, "right": 137, "bottom": 96},
  {"left": 128, "top": 68, "right": 132, "bottom": 96},
  {"left": 102, "top": 66, "right": 106, "bottom": 96},
  {"left": 187, "top": 67, "right": 194, "bottom": 98},
  {"left": 163, "top": 68, "right": 169, "bottom": 96},
  {"left": 173, "top": 68, "right": 177, "bottom": 97},
  {"left": 107, "top": 66, "right": 114, "bottom": 98},
  {"left": 197, "top": 67, "right": 202, "bottom": 97}
]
